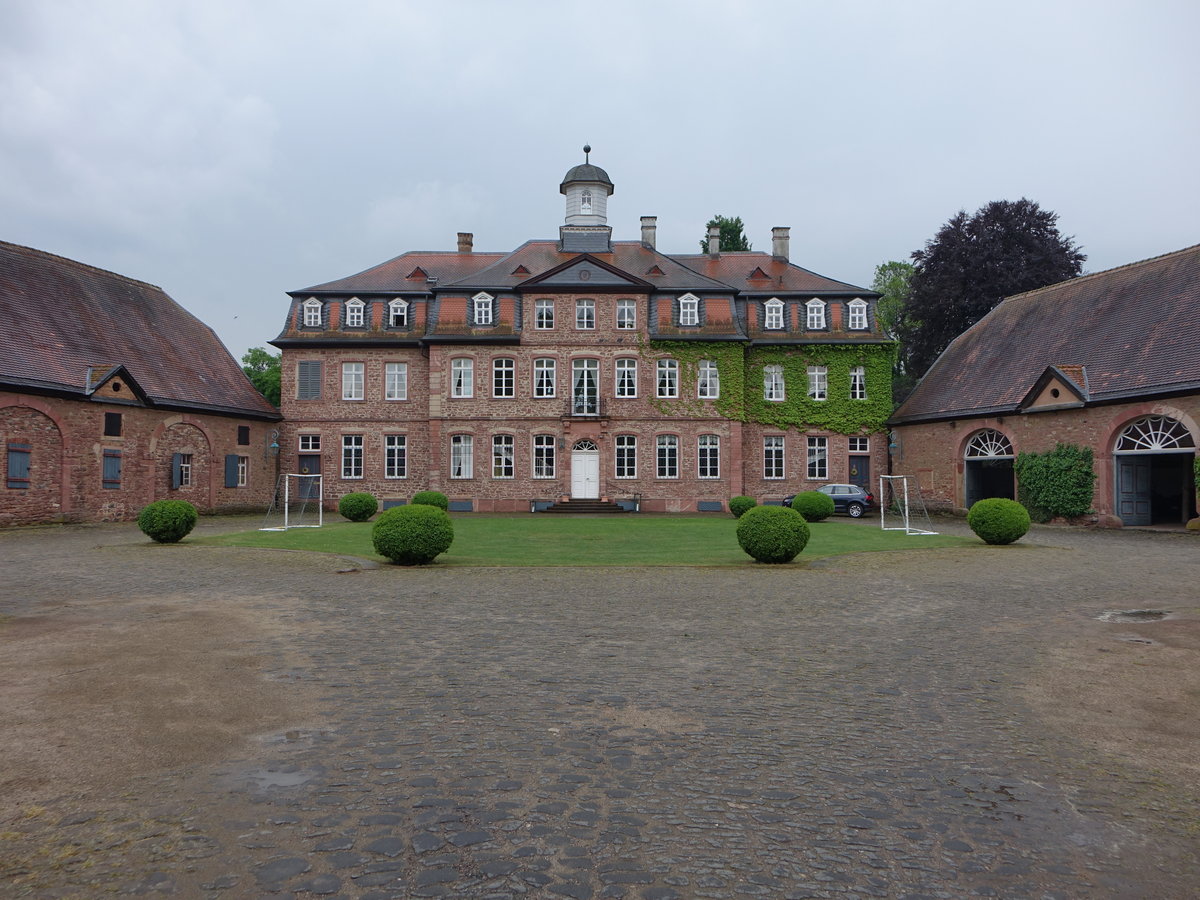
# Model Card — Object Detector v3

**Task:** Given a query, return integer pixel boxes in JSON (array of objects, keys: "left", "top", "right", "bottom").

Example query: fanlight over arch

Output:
[
  {"left": 1114, "top": 415, "right": 1195, "bottom": 452},
  {"left": 573, "top": 439, "right": 599, "bottom": 451},
  {"left": 964, "top": 429, "right": 1014, "bottom": 459}
]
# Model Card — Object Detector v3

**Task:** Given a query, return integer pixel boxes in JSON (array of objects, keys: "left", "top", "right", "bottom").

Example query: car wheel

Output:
[{"left": 847, "top": 502, "right": 864, "bottom": 518}]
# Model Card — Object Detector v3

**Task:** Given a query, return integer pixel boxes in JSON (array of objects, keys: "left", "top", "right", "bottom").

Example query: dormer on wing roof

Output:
[{"left": 1018, "top": 365, "right": 1090, "bottom": 413}]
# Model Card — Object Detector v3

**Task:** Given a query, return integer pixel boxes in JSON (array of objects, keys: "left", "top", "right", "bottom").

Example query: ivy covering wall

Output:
[{"left": 1014, "top": 443, "right": 1096, "bottom": 521}]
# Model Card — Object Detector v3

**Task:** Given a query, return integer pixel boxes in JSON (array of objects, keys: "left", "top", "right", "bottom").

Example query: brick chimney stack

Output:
[
  {"left": 771, "top": 227, "right": 790, "bottom": 261},
  {"left": 640, "top": 216, "right": 657, "bottom": 249},
  {"left": 707, "top": 224, "right": 721, "bottom": 256},
  {"left": 457, "top": 232, "right": 473, "bottom": 253}
]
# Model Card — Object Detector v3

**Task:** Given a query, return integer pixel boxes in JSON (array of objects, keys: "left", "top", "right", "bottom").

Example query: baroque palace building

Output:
[{"left": 272, "top": 154, "right": 894, "bottom": 512}]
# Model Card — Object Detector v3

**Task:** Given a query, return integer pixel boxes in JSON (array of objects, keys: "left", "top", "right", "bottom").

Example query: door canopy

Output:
[
  {"left": 964, "top": 429, "right": 1014, "bottom": 459},
  {"left": 1115, "top": 415, "right": 1195, "bottom": 453}
]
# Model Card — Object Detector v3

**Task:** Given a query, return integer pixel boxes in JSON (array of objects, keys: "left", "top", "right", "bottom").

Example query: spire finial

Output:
[{"left": 583, "top": 143, "right": 591, "bottom": 163}]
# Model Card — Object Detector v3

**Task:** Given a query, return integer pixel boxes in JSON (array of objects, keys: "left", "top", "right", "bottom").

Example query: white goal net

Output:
[
  {"left": 260, "top": 474, "right": 324, "bottom": 531},
  {"left": 878, "top": 475, "right": 937, "bottom": 535}
]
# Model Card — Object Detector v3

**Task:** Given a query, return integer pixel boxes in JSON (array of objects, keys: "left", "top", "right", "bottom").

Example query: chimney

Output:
[
  {"left": 771, "top": 226, "right": 790, "bottom": 261},
  {"left": 457, "top": 232, "right": 473, "bottom": 253},
  {"left": 707, "top": 224, "right": 721, "bottom": 256},
  {"left": 640, "top": 216, "right": 657, "bottom": 249}
]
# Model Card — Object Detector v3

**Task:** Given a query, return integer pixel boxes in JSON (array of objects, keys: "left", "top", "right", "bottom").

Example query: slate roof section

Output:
[
  {"left": 890, "top": 244, "right": 1200, "bottom": 424},
  {"left": 297, "top": 251, "right": 507, "bottom": 294},
  {"left": 0, "top": 241, "right": 279, "bottom": 419},
  {"left": 672, "top": 252, "right": 873, "bottom": 295}
]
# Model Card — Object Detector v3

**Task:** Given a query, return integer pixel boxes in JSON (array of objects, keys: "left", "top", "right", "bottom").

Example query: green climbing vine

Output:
[{"left": 636, "top": 340, "right": 746, "bottom": 421}]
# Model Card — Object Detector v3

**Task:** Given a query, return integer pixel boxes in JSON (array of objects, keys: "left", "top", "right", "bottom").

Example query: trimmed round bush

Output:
[
  {"left": 967, "top": 497, "right": 1031, "bottom": 545},
  {"left": 729, "top": 496, "right": 757, "bottom": 518},
  {"left": 137, "top": 499, "right": 199, "bottom": 544},
  {"left": 410, "top": 490, "right": 449, "bottom": 511},
  {"left": 338, "top": 491, "right": 378, "bottom": 522},
  {"left": 790, "top": 490, "right": 835, "bottom": 522},
  {"left": 736, "top": 505, "right": 811, "bottom": 564},
  {"left": 372, "top": 504, "right": 454, "bottom": 565}
]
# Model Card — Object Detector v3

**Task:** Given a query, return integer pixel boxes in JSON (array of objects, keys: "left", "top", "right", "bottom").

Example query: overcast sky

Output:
[{"left": 3, "top": 0, "right": 1197, "bottom": 362}]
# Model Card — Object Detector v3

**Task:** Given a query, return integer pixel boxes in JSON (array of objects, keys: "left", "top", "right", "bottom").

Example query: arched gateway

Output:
[
  {"left": 963, "top": 429, "right": 1015, "bottom": 508},
  {"left": 1113, "top": 415, "right": 1196, "bottom": 525}
]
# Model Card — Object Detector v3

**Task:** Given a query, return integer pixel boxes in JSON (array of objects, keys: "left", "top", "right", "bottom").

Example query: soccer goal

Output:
[
  {"left": 260, "top": 474, "right": 324, "bottom": 531},
  {"left": 878, "top": 475, "right": 938, "bottom": 535}
]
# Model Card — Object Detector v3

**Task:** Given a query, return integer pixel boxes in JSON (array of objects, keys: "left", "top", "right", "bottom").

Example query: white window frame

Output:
[
  {"left": 678, "top": 293, "right": 699, "bottom": 326},
  {"left": 849, "top": 437, "right": 870, "bottom": 453},
  {"left": 764, "top": 298, "right": 784, "bottom": 330},
  {"left": 450, "top": 434, "right": 473, "bottom": 479},
  {"left": 615, "top": 435, "right": 637, "bottom": 479},
  {"left": 178, "top": 453, "right": 193, "bottom": 487},
  {"left": 581, "top": 189, "right": 592, "bottom": 214},
  {"left": 385, "top": 362, "right": 408, "bottom": 401},
  {"left": 850, "top": 365, "right": 867, "bottom": 400},
  {"left": 764, "top": 364, "right": 785, "bottom": 402},
  {"left": 575, "top": 298, "right": 595, "bottom": 330},
  {"left": 807, "top": 365, "right": 827, "bottom": 401},
  {"left": 656, "top": 434, "right": 679, "bottom": 479},
  {"left": 345, "top": 297, "right": 365, "bottom": 328},
  {"left": 385, "top": 434, "right": 407, "bottom": 479},
  {"left": 806, "top": 298, "right": 827, "bottom": 330},
  {"left": 473, "top": 291, "right": 494, "bottom": 326},
  {"left": 533, "top": 358, "right": 557, "bottom": 398},
  {"left": 535, "top": 298, "right": 555, "bottom": 329},
  {"left": 342, "top": 362, "right": 364, "bottom": 401},
  {"left": 697, "top": 359, "right": 720, "bottom": 399},
  {"left": 615, "top": 358, "right": 638, "bottom": 398},
  {"left": 807, "top": 436, "right": 828, "bottom": 480},
  {"left": 298, "top": 434, "right": 321, "bottom": 452},
  {"left": 697, "top": 434, "right": 720, "bottom": 479},
  {"left": 533, "top": 435, "right": 556, "bottom": 479},
  {"left": 236, "top": 456, "right": 248, "bottom": 487},
  {"left": 342, "top": 434, "right": 364, "bottom": 479},
  {"left": 303, "top": 298, "right": 322, "bottom": 327},
  {"left": 616, "top": 298, "right": 636, "bottom": 329},
  {"left": 656, "top": 358, "right": 678, "bottom": 399},
  {"left": 848, "top": 298, "right": 868, "bottom": 330},
  {"left": 493, "top": 358, "right": 515, "bottom": 398},
  {"left": 388, "top": 298, "right": 409, "bottom": 328},
  {"left": 492, "top": 434, "right": 514, "bottom": 479},
  {"left": 451, "top": 358, "right": 473, "bottom": 398},
  {"left": 763, "top": 436, "right": 785, "bottom": 479}
]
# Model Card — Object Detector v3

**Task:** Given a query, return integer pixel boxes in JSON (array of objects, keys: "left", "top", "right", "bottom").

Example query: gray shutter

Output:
[
  {"left": 171, "top": 453, "right": 182, "bottom": 489},
  {"left": 225, "top": 454, "right": 239, "bottom": 488},
  {"left": 7, "top": 443, "right": 31, "bottom": 488}
]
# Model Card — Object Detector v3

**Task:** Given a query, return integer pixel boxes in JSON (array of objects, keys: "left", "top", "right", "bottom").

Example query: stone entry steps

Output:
[{"left": 542, "top": 498, "right": 629, "bottom": 514}]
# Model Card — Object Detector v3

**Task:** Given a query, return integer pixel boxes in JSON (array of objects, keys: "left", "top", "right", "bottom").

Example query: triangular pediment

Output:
[
  {"left": 518, "top": 254, "right": 654, "bottom": 291},
  {"left": 511, "top": 265, "right": 530, "bottom": 276},
  {"left": 1018, "top": 365, "right": 1089, "bottom": 412},
  {"left": 748, "top": 266, "right": 771, "bottom": 280},
  {"left": 85, "top": 364, "right": 150, "bottom": 406},
  {"left": 406, "top": 266, "right": 428, "bottom": 281}
]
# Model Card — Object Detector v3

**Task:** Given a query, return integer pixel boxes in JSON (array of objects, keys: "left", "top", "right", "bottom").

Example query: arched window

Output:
[
  {"left": 965, "top": 430, "right": 1014, "bottom": 459},
  {"left": 580, "top": 189, "right": 593, "bottom": 214},
  {"left": 1115, "top": 415, "right": 1195, "bottom": 452}
]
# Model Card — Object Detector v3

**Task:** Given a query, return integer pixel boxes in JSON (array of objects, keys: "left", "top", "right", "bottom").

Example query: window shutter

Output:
[
  {"left": 171, "top": 453, "right": 183, "bottom": 489},
  {"left": 225, "top": 454, "right": 239, "bottom": 488},
  {"left": 7, "top": 443, "right": 31, "bottom": 489}
]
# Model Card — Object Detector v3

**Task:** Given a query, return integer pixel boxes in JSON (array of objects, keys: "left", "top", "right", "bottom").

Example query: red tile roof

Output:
[
  {"left": 672, "top": 252, "right": 870, "bottom": 294},
  {"left": 298, "top": 251, "right": 507, "bottom": 293},
  {"left": 891, "top": 244, "right": 1200, "bottom": 424},
  {"left": 0, "top": 241, "right": 279, "bottom": 418}
]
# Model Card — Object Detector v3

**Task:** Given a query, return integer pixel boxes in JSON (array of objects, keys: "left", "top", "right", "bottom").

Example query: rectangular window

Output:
[
  {"left": 451, "top": 435, "right": 473, "bottom": 479},
  {"left": 807, "top": 301, "right": 826, "bottom": 330},
  {"left": 656, "top": 359, "right": 678, "bottom": 398},
  {"left": 848, "top": 300, "right": 868, "bottom": 330},
  {"left": 493, "top": 358, "right": 515, "bottom": 398},
  {"left": 298, "top": 434, "right": 321, "bottom": 452},
  {"left": 102, "top": 449, "right": 122, "bottom": 489},
  {"left": 297, "top": 360, "right": 322, "bottom": 399},
  {"left": 533, "top": 358, "right": 556, "bottom": 398},
  {"left": 850, "top": 366, "right": 867, "bottom": 400},
  {"left": 474, "top": 294, "right": 493, "bottom": 325},
  {"left": 7, "top": 442, "right": 31, "bottom": 489},
  {"left": 849, "top": 436, "right": 870, "bottom": 452},
  {"left": 615, "top": 358, "right": 638, "bottom": 398},
  {"left": 236, "top": 456, "right": 248, "bottom": 487},
  {"left": 698, "top": 434, "right": 720, "bottom": 479},
  {"left": 764, "top": 436, "right": 785, "bottom": 479},
  {"left": 808, "top": 366, "right": 827, "bottom": 401},
  {"left": 385, "top": 362, "right": 408, "bottom": 400},
  {"left": 385, "top": 435, "right": 407, "bottom": 479},
  {"left": 342, "top": 362, "right": 364, "bottom": 400},
  {"left": 697, "top": 359, "right": 720, "bottom": 399},
  {"left": 572, "top": 359, "right": 599, "bottom": 415},
  {"left": 492, "top": 434, "right": 514, "bottom": 478},
  {"left": 104, "top": 412, "right": 122, "bottom": 437},
  {"left": 615, "top": 435, "right": 637, "bottom": 478},
  {"left": 535, "top": 298, "right": 555, "bottom": 329},
  {"left": 225, "top": 454, "right": 245, "bottom": 488},
  {"left": 237, "top": 425, "right": 250, "bottom": 446},
  {"left": 764, "top": 300, "right": 784, "bottom": 330},
  {"left": 342, "top": 435, "right": 364, "bottom": 479},
  {"left": 345, "top": 300, "right": 365, "bottom": 327},
  {"left": 764, "top": 364, "right": 785, "bottom": 401},
  {"left": 807, "top": 436, "right": 828, "bottom": 480},
  {"left": 616, "top": 298, "right": 636, "bottom": 329},
  {"left": 575, "top": 298, "right": 595, "bottom": 329},
  {"left": 178, "top": 453, "right": 193, "bottom": 487},
  {"left": 303, "top": 300, "right": 322, "bottom": 327},
  {"left": 389, "top": 299, "right": 409, "bottom": 327},
  {"left": 533, "top": 435, "right": 556, "bottom": 478},
  {"left": 679, "top": 296, "right": 699, "bottom": 326},
  {"left": 451, "top": 358, "right": 473, "bottom": 398},
  {"left": 656, "top": 435, "right": 678, "bottom": 479}
]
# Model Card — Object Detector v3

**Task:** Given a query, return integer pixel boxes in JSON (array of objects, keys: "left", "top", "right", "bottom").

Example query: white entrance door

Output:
[{"left": 571, "top": 444, "right": 600, "bottom": 498}]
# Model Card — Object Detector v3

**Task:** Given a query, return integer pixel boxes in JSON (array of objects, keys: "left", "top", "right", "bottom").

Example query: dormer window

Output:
[
  {"left": 764, "top": 298, "right": 784, "bottom": 330},
  {"left": 806, "top": 298, "right": 826, "bottom": 330},
  {"left": 580, "top": 189, "right": 592, "bottom": 214},
  {"left": 302, "top": 298, "right": 322, "bottom": 328},
  {"left": 388, "top": 298, "right": 409, "bottom": 328},
  {"left": 473, "top": 292, "right": 494, "bottom": 326},
  {"left": 678, "top": 294, "right": 699, "bottom": 326},
  {"left": 344, "top": 298, "right": 365, "bottom": 328},
  {"left": 848, "top": 298, "right": 868, "bottom": 330}
]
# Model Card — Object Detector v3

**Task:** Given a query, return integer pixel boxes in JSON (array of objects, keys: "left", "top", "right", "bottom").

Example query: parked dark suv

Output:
[{"left": 784, "top": 483, "right": 875, "bottom": 518}]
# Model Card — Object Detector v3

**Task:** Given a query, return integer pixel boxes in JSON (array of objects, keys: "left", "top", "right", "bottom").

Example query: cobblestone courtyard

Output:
[{"left": 2, "top": 518, "right": 1198, "bottom": 898}]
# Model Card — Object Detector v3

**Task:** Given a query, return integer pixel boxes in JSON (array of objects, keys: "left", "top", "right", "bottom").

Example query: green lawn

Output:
[{"left": 198, "top": 514, "right": 976, "bottom": 567}]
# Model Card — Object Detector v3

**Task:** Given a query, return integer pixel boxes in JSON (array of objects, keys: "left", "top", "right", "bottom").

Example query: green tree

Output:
[
  {"left": 899, "top": 199, "right": 1085, "bottom": 378},
  {"left": 871, "top": 260, "right": 916, "bottom": 405},
  {"left": 700, "top": 215, "right": 752, "bottom": 253},
  {"left": 241, "top": 347, "right": 281, "bottom": 407}
]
